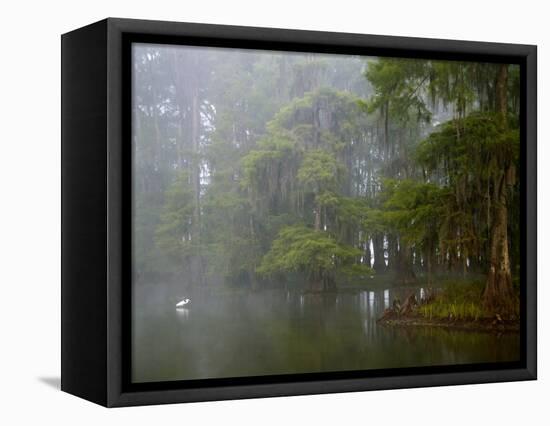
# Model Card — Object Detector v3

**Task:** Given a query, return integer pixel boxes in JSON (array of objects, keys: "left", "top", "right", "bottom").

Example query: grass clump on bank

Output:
[
  {"left": 418, "top": 280, "right": 496, "bottom": 321},
  {"left": 378, "top": 278, "right": 520, "bottom": 331}
]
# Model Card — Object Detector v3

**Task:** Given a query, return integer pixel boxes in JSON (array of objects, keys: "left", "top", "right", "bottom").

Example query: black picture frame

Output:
[{"left": 61, "top": 17, "right": 537, "bottom": 407}]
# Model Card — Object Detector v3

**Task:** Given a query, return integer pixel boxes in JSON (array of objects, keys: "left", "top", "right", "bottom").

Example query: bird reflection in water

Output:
[{"left": 176, "top": 307, "right": 190, "bottom": 320}]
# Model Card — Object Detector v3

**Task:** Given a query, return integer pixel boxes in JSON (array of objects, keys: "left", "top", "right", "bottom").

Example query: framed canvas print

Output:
[{"left": 61, "top": 18, "right": 537, "bottom": 407}]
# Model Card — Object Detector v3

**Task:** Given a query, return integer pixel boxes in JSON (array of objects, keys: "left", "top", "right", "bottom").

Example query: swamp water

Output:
[{"left": 132, "top": 284, "right": 519, "bottom": 383}]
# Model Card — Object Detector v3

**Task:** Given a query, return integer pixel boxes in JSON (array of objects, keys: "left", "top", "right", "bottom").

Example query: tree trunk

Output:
[
  {"left": 483, "top": 64, "right": 515, "bottom": 314},
  {"left": 396, "top": 242, "right": 416, "bottom": 285},
  {"left": 309, "top": 270, "right": 324, "bottom": 292},
  {"left": 323, "top": 272, "right": 336, "bottom": 291},
  {"left": 384, "top": 101, "right": 390, "bottom": 162},
  {"left": 426, "top": 254, "right": 432, "bottom": 287},
  {"left": 496, "top": 64, "right": 508, "bottom": 122},
  {"left": 314, "top": 202, "right": 321, "bottom": 231},
  {"left": 387, "top": 234, "right": 398, "bottom": 270},
  {"left": 372, "top": 233, "right": 386, "bottom": 273},
  {"left": 483, "top": 172, "right": 515, "bottom": 313},
  {"left": 249, "top": 270, "right": 259, "bottom": 291},
  {"left": 191, "top": 90, "right": 201, "bottom": 241},
  {"left": 424, "top": 246, "right": 433, "bottom": 287}
]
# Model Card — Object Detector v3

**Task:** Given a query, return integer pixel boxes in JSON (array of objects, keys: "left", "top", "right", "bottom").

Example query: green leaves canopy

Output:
[{"left": 257, "top": 225, "right": 368, "bottom": 277}]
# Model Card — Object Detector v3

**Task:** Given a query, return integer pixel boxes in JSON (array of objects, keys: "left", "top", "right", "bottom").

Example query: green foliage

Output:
[
  {"left": 418, "top": 281, "right": 487, "bottom": 320},
  {"left": 416, "top": 113, "right": 519, "bottom": 259},
  {"left": 334, "top": 196, "right": 370, "bottom": 224},
  {"left": 365, "top": 59, "right": 521, "bottom": 126},
  {"left": 257, "top": 225, "right": 367, "bottom": 277},
  {"left": 155, "top": 171, "right": 195, "bottom": 259},
  {"left": 364, "top": 58, "right": 432, "bottom": 123},
  {"left": 417, "top": 112, "right": 519, "bottom": 175},
  {"left": 133, "top": 192, "right": 164, "bottom": 275},
  {"left": 241, "top": 134, "right": 301, "bottom": 216},
  {"left": 269, "top": 88, "right": 369, "bottom": 150},
  {"left": 200, "top": 186, "right": 261, "bottom": 280},
  {"left": 381, "top": 179, "right": 446, "bottom": 247},
  {"left": 241, "top": 135, "right": 297, "bottom": 191},
  {"left": 419, "top": 300, "right": 485, "bottom": 321},
  {"left": 297, "top": 150, "right": 342, "bottom": 194}
]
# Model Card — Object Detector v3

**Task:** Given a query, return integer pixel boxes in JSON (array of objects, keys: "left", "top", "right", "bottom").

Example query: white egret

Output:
[{"left": 176, "top": 298, "right": 190, "bottom": 308}]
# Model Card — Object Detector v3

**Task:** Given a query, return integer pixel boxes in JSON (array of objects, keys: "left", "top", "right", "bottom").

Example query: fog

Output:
[{"left": 131, "top": 43, "right": 520, "bottom": 382}]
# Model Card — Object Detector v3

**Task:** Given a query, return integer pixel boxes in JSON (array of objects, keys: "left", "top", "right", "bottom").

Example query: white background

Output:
[{"left": 0, "top": 0, "right": 546, "bottom": 424}]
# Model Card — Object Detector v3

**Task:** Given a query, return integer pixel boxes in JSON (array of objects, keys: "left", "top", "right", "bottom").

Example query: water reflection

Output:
[
  {"left": 175, "top": 307, "right": 190, "bottom": 320},
  {"left": 132, "top": 283, "right": 520, "bottom": 383}
]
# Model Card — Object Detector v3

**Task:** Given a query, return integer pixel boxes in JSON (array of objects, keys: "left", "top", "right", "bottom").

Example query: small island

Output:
[{"left": 377, "top": 279, "right": 519, "bottom": 333}]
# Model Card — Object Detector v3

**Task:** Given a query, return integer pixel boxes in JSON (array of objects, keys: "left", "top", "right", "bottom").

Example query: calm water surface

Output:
[{"left": 132, "top": 283, "right": 520, "bottom": 383}]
